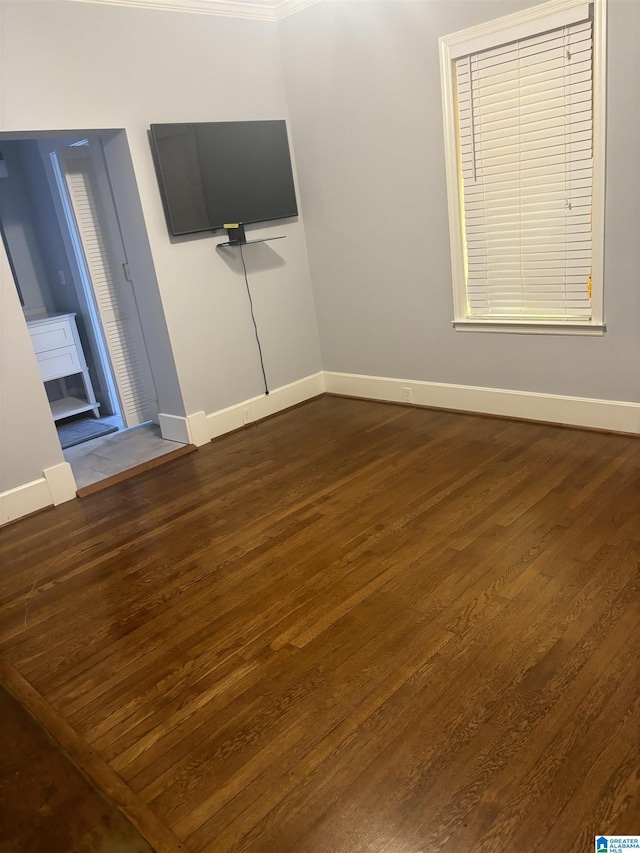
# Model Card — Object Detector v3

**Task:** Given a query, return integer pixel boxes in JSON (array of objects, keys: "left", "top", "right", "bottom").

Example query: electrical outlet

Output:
[
  {"left": 242, "top": 408, "right": 252, "bottom": 425},
  {"left": 58, "top": 270, "right": 67, "bottom": 286},
  {"left": 402, "top": 386, "right": 413, "bottom": 404}
]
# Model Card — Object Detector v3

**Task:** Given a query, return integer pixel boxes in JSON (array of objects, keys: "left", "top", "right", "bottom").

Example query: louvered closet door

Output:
[{"left": 57, "top": 147, "right": 154, "bottom": 428}]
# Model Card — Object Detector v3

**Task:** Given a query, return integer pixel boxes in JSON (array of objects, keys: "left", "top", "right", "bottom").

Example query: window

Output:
[{"left": 439, "top": 0, "right": 606, "bottom": 334}]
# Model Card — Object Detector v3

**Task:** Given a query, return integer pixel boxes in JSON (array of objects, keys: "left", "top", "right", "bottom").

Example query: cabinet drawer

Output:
[
  {"left": 29, "top": 320, "right": 74, "bottom": 354},
  {"left": 36, "top": 345, "right": 82, "bottom": 382}
]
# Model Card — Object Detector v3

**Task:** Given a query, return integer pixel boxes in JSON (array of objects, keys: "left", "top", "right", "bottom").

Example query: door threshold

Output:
[{"left": 76, "top": 444, "right": 197, "bottom": 498}]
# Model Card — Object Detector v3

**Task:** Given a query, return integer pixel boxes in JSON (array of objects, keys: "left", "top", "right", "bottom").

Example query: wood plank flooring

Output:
[
  {"left": 0, "top": 680, "right": 154, "bottom": 853},
  {"left": 1, "top": 396, "right": 638, "bottom": 852}
]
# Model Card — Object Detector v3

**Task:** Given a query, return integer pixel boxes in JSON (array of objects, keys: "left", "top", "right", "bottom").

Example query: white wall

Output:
[
  {"left": 278, "top": 0, "right": 640, "bottom": 404},
  {"left": 0, "top": 0, "right": 322, "bottom": 500}
]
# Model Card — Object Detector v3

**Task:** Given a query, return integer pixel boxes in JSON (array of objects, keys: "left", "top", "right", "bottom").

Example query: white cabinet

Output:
[{"left": 27, "top": 313, "right": 100, "bottom": 421}]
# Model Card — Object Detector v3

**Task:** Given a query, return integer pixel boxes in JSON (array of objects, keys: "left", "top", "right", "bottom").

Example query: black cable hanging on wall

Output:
[{"left": 239, "top": 244, "right": 269, "bottom": 396}]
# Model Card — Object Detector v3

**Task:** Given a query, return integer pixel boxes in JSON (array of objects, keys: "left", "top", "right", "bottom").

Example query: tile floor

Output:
[{"left": 62, "top": 419, "right": 185, "bottom": 490}]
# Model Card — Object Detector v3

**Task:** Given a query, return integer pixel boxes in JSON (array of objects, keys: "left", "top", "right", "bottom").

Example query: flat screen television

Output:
[{"left": 150, "top": 120, "right": 298, "bottom": 237}]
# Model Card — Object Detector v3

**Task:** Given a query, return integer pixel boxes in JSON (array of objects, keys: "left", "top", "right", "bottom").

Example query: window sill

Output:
[{"left": 452, "top": 320, "right": 606, "bottom": 336}]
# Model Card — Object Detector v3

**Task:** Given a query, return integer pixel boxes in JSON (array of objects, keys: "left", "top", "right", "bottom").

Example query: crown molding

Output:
[{"left": 63, "top": 0, "right": 320, "bottom": 21}]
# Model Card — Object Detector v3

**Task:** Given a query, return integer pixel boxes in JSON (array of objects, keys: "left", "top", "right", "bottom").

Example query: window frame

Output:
[{"left": 439, "top": 0, "right": 607, "bottom": 336}]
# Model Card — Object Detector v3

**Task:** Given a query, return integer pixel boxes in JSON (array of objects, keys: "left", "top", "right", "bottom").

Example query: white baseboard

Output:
[
  {"left": 158, "top": 412, "right": 195, "bottom": 445},
  {"left": 158, "top": 410, "right": 212, "bottom": 447},
  {"left": 205, "top": 372, "right": 326, "bottom": 440},
  {"left": 44, "top": 462, "right": 77, "bottom": 505},
  {"left": 0, "top": 479, "right": 51, "bottom": 526},
  {"left": 1, "top": 462, "right": 76, "bottom": 526},
  {"left": 5, "top": 370, "right": 636, "bottom": 528},
  {"left": 159, "top": 372, "right": 326, "bottom": 446},
  {"left": 324, "top": 371, "right": 640, "bottom": 435},
  {"left": 185, "top": 411, "right": 211, "bottom": 446}
]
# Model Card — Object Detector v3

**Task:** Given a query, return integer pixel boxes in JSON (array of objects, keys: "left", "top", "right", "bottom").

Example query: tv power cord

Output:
[{"left": 240, "top": 244, "right": 269, "bottom": 396}]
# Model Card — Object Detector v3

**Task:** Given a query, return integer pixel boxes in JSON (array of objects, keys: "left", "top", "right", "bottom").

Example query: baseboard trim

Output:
[
  {"left": 6, "top": 370, "right": 636, "bottom": 526},
  {"left": 1, "top": 462, "right": 77, "bottom": 526},
  {"left": 159, "top": 373, "right": 325, "bottom": 445},
  {"left": 158, "top": 412, "right": 192, "bottom": 445},
  {"left": 324, "top": 372, "right": 640, "bottom": 435},
  {"left": 204, "top": 372, "right": 326, "bottom": 441},
  {"left": 0, "top": 478, "right": 51, "bottom": 526},
  {"left": 44, "top": 462, "right": 77, "bottom": 505}
]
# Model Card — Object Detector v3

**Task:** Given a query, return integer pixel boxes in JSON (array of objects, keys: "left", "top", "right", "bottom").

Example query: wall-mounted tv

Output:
[{"left": 150, "top": 120, "right": 298, "bottom": 237}]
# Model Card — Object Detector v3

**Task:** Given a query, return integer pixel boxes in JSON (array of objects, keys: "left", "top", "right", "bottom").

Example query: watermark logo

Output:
[{"left": 595, "top": 838, "right": 640, "bottom": 852}]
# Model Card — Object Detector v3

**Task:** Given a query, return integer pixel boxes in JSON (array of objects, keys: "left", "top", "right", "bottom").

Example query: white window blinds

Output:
[{"left": 455, "top": 18, "right": 593, "bottom": 320}]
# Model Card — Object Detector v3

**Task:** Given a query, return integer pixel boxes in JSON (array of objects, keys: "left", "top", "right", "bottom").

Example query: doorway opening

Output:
[{"left": 0, "top": 129, "right": 184, "bottom": 489}]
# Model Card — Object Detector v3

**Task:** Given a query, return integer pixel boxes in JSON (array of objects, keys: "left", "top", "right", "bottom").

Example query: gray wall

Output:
[
  {"left": 20, "top": 141, "right": 79, "bottom": 318},
  {"left": 0, "top": 248, "right": 64, "bottom": 492},
  {"left": 1, "top": 0, "right": 637, "bottom": 502},
  {"left": 0, "top": 0, "right": 322, "bottom": 495},
  {"left": 278, "top": 0, "right": 640, "bottom": 403},
  {"left": 0, "top": 142, "right": 54, "bottom": 315},
  {"left": 0, "top": 0, "right": 322, "bottom": 416}
]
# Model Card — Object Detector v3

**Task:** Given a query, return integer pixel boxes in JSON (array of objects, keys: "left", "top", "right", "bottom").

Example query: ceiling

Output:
[{"left": 64, "top": 0, "right": 321, "bottom": 21}]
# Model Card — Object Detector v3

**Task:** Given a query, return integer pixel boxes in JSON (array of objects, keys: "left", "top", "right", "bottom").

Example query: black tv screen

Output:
[{"left": 150, "top": 120, "right": 298, "bottom": 236}]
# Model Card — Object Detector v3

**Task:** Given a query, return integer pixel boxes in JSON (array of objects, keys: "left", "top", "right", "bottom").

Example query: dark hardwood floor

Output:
[
  {"left": 1, "top": 395, "right": 638, "bottom": 852},
  {"left": 0, "top": 682, "right": 153, "bottom": 853}
]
